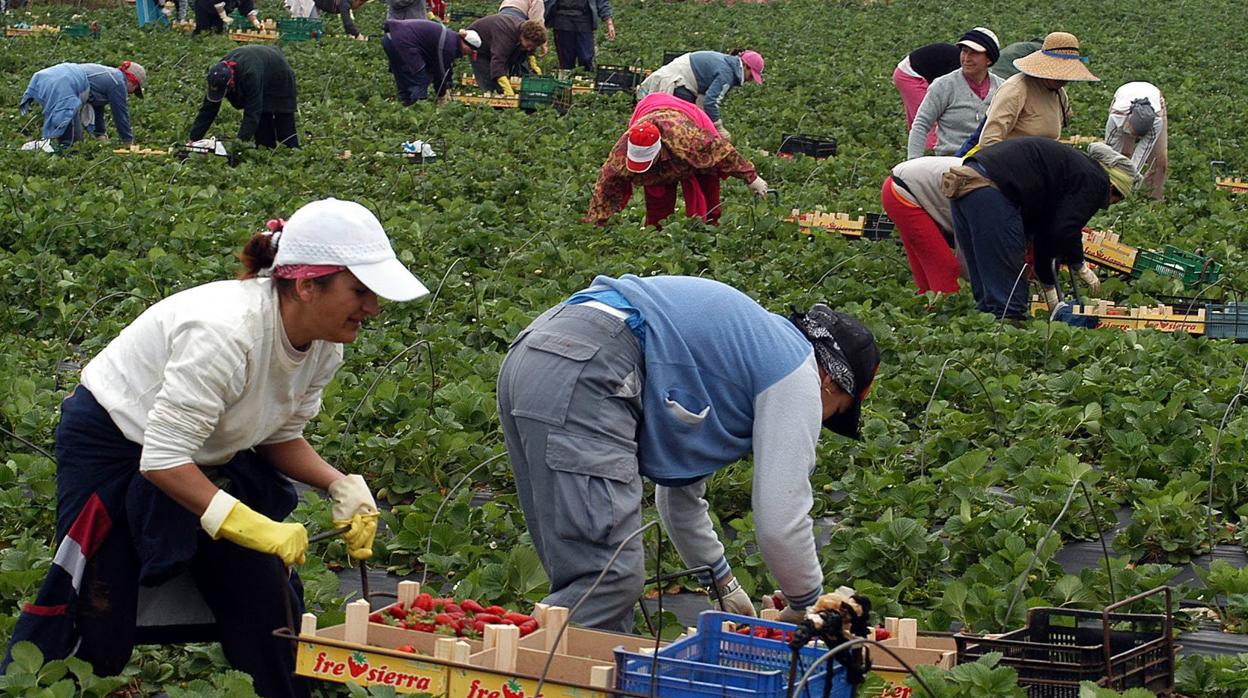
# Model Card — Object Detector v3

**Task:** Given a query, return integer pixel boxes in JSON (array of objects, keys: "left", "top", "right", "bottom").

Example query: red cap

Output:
[{"left": 626, "top": 121, "right": 662, "bottom": 173}]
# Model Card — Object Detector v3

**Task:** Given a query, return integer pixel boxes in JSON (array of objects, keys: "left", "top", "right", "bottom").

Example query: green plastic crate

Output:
[
  {"left": 1132, "top": 245, "right": 1221, "bottom": 287},
  {"left": 278, "top": 17, "right": 321, "bottom": 41},
  {"left": 62, "top": 22, "right": 99, "bottom": 39},
  {"left": 519, "top": 75, "right": 572, "bottom": 113}
]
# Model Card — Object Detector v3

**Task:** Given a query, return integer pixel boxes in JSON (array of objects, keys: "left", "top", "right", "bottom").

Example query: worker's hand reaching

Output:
[
  {"left": 1076, "top": 264, "right": 1100, "bottom": 295},
  {"left": 776, "top": 605, "right": 807, "bottom": 623},
  {"left": 748, "top": 176, "right": 768, "bottom": 197},
  {"left": 714, "top": 577, "right": 755, "bottom": 617},
  {"left": 202, "top": 491, "right": 308, "bottom": 566},
  {"left": 1042, "top": 285, "right": 1060, "bottom": 310},
  {"left": 329, "top": 474, "right": 380, "bottom": 560},
  {"left": 713, "top": 120, "right": 731, "bottom": 142},
  {"left": 528, "top": 55, "right": 542, "bottom": 76},
  {"left": 497, "top": 76, "right": 516, "bottom": 96},
  {"left": 247, "top": 10, "right": 261, "bottom": 28}
]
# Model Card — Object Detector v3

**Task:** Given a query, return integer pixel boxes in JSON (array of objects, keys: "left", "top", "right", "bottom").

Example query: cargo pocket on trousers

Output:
[
  {"left": 508, "top": 331, "right": 601, "bottom": 426},
  {"left": 545, "top": 430, "right": 639, "bottom": 544}
]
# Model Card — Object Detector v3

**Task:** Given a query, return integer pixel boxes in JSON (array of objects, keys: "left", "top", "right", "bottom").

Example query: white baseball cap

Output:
[{"left": 275, "top": 198, "right": 429, "bottom": 302}]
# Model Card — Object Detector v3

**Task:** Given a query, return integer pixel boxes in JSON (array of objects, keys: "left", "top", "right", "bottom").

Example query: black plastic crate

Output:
[
  {"left": 595, "top": 64, "right": 642, "bottom": 94},
  {"left": 864, "top": 213, "right": 895, "bottom": 241},
  {"left": 778, "top": 133, "right": 837, "bottom": 159},
  {"left": 955, "top": 587, "right": 1174, "bottom": 698}
]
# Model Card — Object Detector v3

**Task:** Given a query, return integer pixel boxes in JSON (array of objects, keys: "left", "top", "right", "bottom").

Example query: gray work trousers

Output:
[{"left": 497, "top": 304, "right": 645, "bottom": 632}]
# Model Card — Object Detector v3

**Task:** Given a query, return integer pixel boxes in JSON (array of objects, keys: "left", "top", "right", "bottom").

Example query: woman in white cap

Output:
[
  {"left": 585, "top": 92, "right": 767, "bottom": 228},
  {"left": 2, "top": 199, "right": 427, "bottom": 698},
  {"left": 906, "top": 28, "right": 1002, "bottom": 158},
  {"left": 978, "top": 31, "right": 1097, "bottom": 149},
  {"left": 1104, "top": 81, "right": 1167, "bottom": 200}
]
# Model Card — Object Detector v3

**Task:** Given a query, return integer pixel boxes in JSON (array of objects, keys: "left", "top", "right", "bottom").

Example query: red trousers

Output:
[
  {"left": 881, "top": 176, "right": 960, "bottom": 294},
  {"left": 643, "top": 173, "right": 722, "bottom": 228}
]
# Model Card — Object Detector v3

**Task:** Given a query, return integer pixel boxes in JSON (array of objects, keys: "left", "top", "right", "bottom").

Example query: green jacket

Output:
[
  {"left": 189, "top": 46, "right": 297, "bottom": 143},
  {"left": 990, "top": 41, "right": 1043, "bottom": 80}
]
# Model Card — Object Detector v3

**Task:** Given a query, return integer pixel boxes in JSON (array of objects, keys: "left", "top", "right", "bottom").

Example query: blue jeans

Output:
[
  {"left": 952, "top": 186, "right": 1029, "bottom": 320},
  {"left": 554, "top": 29, "right": 595, "bottom": 71},
  {"left": 382, "top": 34, "right": 431, "bottom": 104}
]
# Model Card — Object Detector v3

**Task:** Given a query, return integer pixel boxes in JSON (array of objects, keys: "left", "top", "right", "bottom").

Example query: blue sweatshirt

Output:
[
  {"left": 20, "top": 63, "right": 90, "bottom": 139},
  {"left": 688, "top": 51, "right": 744, "bottom": 123},
  {"left": 81, "top": 64, "right": 134, "bottom": 143},
  {"left": 576, "top": 274, "right": 826, "bottom": 608},
  {"left": 586, "top": 275, "right": 809, "bottom": 483}
]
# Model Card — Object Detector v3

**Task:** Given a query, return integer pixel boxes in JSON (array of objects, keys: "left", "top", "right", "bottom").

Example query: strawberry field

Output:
[{"left": 1, "top": 0, "right": 1248, "bottom": 695}]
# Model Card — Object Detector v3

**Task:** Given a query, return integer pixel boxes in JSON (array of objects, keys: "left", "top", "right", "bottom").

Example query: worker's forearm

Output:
[
  {"left": 142, "top": 462, "right": 220, "bottom": 516},
  {"left": 258, "top": 437, "right": 345, "bottom": 491}
]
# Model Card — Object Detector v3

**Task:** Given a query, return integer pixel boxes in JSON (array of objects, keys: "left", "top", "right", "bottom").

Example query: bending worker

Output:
[
  {"left": 383, "top": 19, "right": 481, "bottom": 104},
  {"left": 944, "top": 137, "right": 1139, "bottom": 321},
  {"left": 585, "top": 92, "right": 766, "bottom": 228},
  {"left": 311, "top": 0, "right": 369, "bottom": 40},
  {"left": 1104, "top": 81, "right": 1167, "bottom": 200},
  {"left": 466, "top": 13, "right": 547, "bottom": 95},
  {"left": 498, "top": 274, "right": 882, "bottom": 631},
  {"left": 2, "top": 198, "right": 428, "bottom": 698},
  {"left": 881, "top": 155, "right": 965, "bottom": 296},
  {"left": 20, "top": 61, "right": 146, "bottom": 148},
  {"left": 636, "top": 49, "right": 765, "bottom": 139},
  {"left": 190, "top": 45, "right": 300, "bottom": 149},
  {"left": 194, "top": 0, "right": 260, "bottom": 33}
]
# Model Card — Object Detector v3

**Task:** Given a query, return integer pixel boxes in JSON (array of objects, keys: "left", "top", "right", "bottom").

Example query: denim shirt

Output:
[
  {"left": 81, "top": 64, "right": 133, "bottom": 143},
  {"left": 19, "top": 63, "right": 90, "bottom": 139},
  {"left": 687, "top": 51, "right": 743, "bottom": 123}
]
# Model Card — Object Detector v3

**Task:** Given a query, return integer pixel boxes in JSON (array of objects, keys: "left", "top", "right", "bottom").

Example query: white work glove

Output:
[
  {"left": 328, "top": 474, "right": 379, "bottom": 560},
  {"left": 748, "top": 176, "right": 768, "bottom": 197},
  {"left": 713, "top": 578, "right": 755, "bottom": 617},
  {"left": 1042, "top": 285, "right": 1060, "bottom": 310},
  {"left": 713, "top": 121, "right": 731, "bottom": 142},
  {"left": 162, "top": 1, "right": 174, "bottom": 17},
  {"left": 215, "top": 2, "right": 232, "bottom": 24},
  {"left": 777, "top": 605, "right": 807, "bottom": 623},
  {"left": 246, "top": 9, "right": 260, "bottom": 27},
  {"left": 1076, "top": 264, "right": 1100, "bottom": 295}
]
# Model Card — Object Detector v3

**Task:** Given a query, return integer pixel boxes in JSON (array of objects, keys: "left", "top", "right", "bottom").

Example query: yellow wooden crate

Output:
[
  {"left": 449, "top": 93, "right": 520, "bottom": 108},
  {"left": 1215, "top": 176, "right": 1248, "bottom": 194},
  {"left": 787, "top": 209, "right": 867, "bottom": 237},
  {"left": 1081, "top": 228, "right": 1138, "bottom": 275}
]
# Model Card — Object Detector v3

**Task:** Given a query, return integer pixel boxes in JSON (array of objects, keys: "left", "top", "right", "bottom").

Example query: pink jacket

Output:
[{"left": 630, "top": 92, "right": 721, "bottom": 135}]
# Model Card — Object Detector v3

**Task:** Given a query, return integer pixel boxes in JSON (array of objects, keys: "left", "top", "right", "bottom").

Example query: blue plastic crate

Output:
[
  {"left": 614, "top": 611, "right": 851, "bottom": 698},
  {"left": 1207, "top": 303, "right": 1248, "bottom": 340}
]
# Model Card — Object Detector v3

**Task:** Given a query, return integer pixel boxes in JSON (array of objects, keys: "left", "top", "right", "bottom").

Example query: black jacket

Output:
[
  {"left": 189, "top": 46, "right": 297, "bottom": 143},
  {"left": 968, "top": 137, "right": 1112, "bottom": 285}
]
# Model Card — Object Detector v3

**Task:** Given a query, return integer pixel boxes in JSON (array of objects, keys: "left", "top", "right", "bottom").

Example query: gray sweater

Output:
[{"left": 907, "top": 70, "right": 1002, "bottom": 159}]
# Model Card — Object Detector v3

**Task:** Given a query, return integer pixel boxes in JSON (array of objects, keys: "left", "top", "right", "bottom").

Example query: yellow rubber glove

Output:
[
  {"left": 497, "top": 76, "right": 516, "bottom": 96},
  {"left": 337, "top": 512, "right": 379, "bottom": 559},
  {"left": 528, "top": 55, "right": 542, "bottom": 76},
  {"left": 201, "top": 490, "right": 307, "bottom": 566}
]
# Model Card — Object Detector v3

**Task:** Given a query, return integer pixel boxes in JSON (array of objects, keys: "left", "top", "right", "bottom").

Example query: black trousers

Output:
[{"left": 254, "top": 112, "right": 299, "bottom": 148}]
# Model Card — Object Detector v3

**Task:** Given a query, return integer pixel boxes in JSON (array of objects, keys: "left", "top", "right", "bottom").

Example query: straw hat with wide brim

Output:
[{"left": 1013, "top": 31, "right": 1099, "bottom": 82}]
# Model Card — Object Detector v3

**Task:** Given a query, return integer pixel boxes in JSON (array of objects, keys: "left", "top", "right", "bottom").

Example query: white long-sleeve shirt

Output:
[
  {"left": 81, "top": 278, "right": 343, "bottom": 471},
  {"left": 1104, "top": 82, "right": 1164, "bottom": 175}
]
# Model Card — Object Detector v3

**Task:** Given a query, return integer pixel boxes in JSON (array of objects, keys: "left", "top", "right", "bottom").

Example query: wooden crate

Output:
[
  {"left": 787, "top": 209, "right": 867, "bottom": 237},
  {"left": 1081, "top": 227, "right": 1138, "bottom": 275},
  {"left": 1058, "top": 135, "right": 1097, "bottom": 146},
  {"left": 6, "top": 24, "right": 61, "bottom": 36},
  {"left": 291, "top": 582, "right": 619, "bottom": 696},
  {"left": 449, "top": 93, "right": 520, "bottom": 108},
  {"left": 113, "top": 145, "right": 170, "bottom": 156},
  {"left": 1215, "top": 176, "right": 1248, "bottom": 194},
  {"left": 868, "top": 617, "right": 955, "bottom": 696}
]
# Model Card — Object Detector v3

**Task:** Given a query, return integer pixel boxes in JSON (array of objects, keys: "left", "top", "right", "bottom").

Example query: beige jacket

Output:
[
  {"left": 979, "top": 73, "right": 1072, "bottom": 148},
  {"left": 498, "top": 0, "right": 544, "bottom": 23}
]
